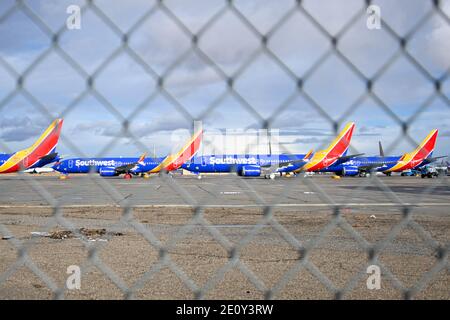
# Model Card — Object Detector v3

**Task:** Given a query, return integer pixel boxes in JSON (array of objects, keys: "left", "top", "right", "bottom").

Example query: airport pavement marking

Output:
[{"left": 1, "top": 203, "right": 450, "bottom": 209}]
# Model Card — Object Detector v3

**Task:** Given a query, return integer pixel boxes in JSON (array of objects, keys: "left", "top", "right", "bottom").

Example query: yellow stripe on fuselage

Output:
[
  {"left": 0, "top": 150, "right": 28, "bottom": 172},
  {"left": 148, "top": 154, "right": 173, "bottom": 173}
]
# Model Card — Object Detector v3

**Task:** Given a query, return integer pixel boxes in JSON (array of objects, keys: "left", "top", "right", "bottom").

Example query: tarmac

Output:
[
  {"left": 0, "top": 173, "right": 448, "bottom": 299},
  {"left": 0, "top": 173, "right": 449, "bottom": 208}
]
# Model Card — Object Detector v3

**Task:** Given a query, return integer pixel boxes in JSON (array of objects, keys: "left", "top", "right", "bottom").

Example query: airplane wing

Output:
[
  {"left": 425, "top": 156, "right": 447, "bottom": 163},
  {"left": 357, "top": 159, "right": 399, "bottom": 172},
  {"left": 114, "top": 153, "right": 146, "bottom": 174},
  {"left": 337, "top": 153, "right": 365, "bottom": 163},
  {"left": 260, "top": 158, "right": 304, "bottom": 169},
  {"left": 358, "top": 163, "right": 387, "bottom": 171},
  {"left": 38, "top": 152, "right": 59, "bottom": 163},
  {"left": 261, "top": 150, "right": 313, "bottom": 172}
]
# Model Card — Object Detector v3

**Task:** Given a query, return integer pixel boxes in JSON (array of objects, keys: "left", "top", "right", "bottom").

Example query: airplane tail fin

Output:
[
  {"left": 325, "top": 122, "right": 356, "bottom": 159},
  {"left": 30, "top": 119, "right": 64, "bottom": 157},
  {"left": 386, "top": 129, "right": 439, "bottom": 172},
  {"left": 412, "top": 129, "right": 438, "bottom": 161},
  {"left": 0, "top": 119, "right": 63, "bottom": 173},
  {"left": 296, "top": 122, "right": 355, "bottom": 172},
  {"left": 149, "top": 126, "right": 203, "bottom": 173}
]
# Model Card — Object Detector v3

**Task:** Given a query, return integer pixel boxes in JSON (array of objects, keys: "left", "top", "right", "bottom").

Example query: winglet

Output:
[
  {"left": 138, "top": 152, "right": 147, "bottom": 164},
  {"left": 304, "top": 149, "right": 313, "bottom": 160}
]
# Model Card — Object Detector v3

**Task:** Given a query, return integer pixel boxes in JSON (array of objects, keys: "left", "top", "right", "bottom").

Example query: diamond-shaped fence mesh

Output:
[{"left": 0, "top": 0, "right": 448, "bottom": 299}]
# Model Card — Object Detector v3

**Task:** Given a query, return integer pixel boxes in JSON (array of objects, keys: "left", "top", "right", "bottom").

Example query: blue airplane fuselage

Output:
[
  {"left": 53, "top": 157, "right": 165, "bottom": 174},
  {"left": 181, "top": 154, "right": 307, "bottom": 175},
  {"left": 0, "top": 154, "right": 12, "bottom": 166}
]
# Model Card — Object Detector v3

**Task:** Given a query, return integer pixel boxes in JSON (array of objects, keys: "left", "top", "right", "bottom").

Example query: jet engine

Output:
[
  {"left": 339, "top": 166, "right": 359, "bottom": 176},
  {"left": 238, "top": 165, "right": 261, "bottom": 177},
  {"left": 99, "top": 167, "right": 118, "bottom": 177}
]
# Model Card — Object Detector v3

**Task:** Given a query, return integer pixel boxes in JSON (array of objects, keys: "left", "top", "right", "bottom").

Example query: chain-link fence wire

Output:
[{"left": 0, "top": 0, "right": 449, "bottom": 299}]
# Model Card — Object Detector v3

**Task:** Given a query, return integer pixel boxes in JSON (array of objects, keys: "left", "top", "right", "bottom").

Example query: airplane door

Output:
[{"left": 68, "top": 160, "right": 73, "bottom": 169}]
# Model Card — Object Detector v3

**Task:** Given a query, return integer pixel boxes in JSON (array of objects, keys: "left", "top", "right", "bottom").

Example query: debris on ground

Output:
[
  {"left": 108, "top": 231, "right": 124, "bottom": 236},
  {"left": 80, "top": 228, "right": 124, "bottom": 238},
  {"left": 79, "top": 228, "right": 106, "bottom": 238},
  {"left": 49, "top": 230, "right": 73, "bottom": 239},
  {"left": 2, "top": 236, "right": 14, "bottom": 240},
  {"left": 31, "top": 232, "right": 50, "bottom": 237},
  {"left": 30, "top": 228, "right": 124, "bottom": 241},
  {"left": 370, "top": 215, "right": 376, "bottom": 219}
]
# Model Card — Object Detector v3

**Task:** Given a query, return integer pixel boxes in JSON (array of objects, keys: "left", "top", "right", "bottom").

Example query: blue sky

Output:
[{"left": 0, "top": 0, "right": 449, "bottom": 158}]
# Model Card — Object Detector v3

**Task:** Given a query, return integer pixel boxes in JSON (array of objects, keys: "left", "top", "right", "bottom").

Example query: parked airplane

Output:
[
  {"left": 182, "top": 152, "right": 311, "bottom": 179},
  {"left": 322, "top": 129, "right": 442, "bottom": 176},
  {"left": 182, "top": 122, "right": 357, "bottom": 179},
  {"left": 0, "top": 119, "right": 63, "bottom": 174},
  {"left": 52, "top": 128, "right": 203, "bottom": 179}
]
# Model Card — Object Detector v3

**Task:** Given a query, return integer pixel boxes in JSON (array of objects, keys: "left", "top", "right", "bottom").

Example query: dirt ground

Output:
[{"left": 0, "top": 206, "right": 448, "bottom": 299}]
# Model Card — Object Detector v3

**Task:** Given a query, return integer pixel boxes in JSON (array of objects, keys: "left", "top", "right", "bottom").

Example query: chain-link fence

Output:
[{"left": 0, "top": 0, "right": 449, "bottom": 299}]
